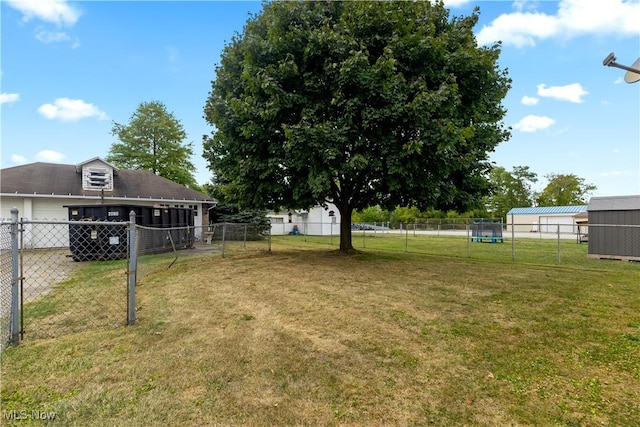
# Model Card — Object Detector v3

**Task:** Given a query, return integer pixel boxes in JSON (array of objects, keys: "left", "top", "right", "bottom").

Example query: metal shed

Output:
[
  {"left": 506, "top": 205, "right": 587, "bottom": 233},
  {"left": 587, "top": 195, "right": 640, "bottom": 261}
]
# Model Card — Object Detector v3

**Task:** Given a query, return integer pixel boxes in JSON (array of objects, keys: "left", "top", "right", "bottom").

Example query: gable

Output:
[{"left": 80, "top": 159, "right": 115, "bottom": 191}]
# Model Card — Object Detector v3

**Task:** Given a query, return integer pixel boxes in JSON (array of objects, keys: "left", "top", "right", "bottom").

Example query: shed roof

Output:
[
  {"left": 587, "top": 195, "right": 640, "bottom": 211},
  {"left": 507, "top": 205, "right": 587, "bottom": 215}
]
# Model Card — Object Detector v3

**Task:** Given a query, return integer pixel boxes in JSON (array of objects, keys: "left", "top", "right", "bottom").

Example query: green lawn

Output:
[{"left": 1, "top": 237, "right": 638, "bottom": 426}]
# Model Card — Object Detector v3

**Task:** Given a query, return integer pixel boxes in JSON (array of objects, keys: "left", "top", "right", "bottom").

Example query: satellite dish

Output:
[{"left": 624, "top": 57, "right": 640, "bottom": 84}]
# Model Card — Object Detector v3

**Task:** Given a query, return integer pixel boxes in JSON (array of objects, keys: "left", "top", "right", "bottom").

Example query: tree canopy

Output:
[
  {"left": 107, "top": 101, "right": 200, "bottom": 189},
  {"left": 203, "top": 1, "right": 511, "bottom": 251},
  {"left": 485, "top": 166, "right": 538, "bottom": 219},
  {"left": 536, "top": 173, "right": 596, "bottom": 206}
]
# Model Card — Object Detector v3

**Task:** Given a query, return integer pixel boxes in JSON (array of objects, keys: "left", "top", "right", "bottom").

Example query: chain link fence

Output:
[
  {"left": 17, "top": 220, "right": 129, "bottom": 341},
  {"left": 270, "top": 221, "right": 640, "bottom": 265},
  {"left": 0, "top": 209, "right": 134, "bottom": 348},
  {"left": 202, "top": 223, "right": 271, "bottom": 256},
  {"left": 0, "top": 207, "right": 272, "bottom": 351},
  {"left": 0, "top": 221, "right": 13, "bottom": 352},
  {"left": 4, "top": 209, "right": 633, "bottom": 350},
  {"left": 136, "top": 223, "right": 271, "bottom": 280}
]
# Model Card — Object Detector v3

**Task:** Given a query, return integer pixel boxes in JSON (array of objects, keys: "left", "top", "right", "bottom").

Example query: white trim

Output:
[{"left": 1, "top": 193, "right": 211, "bottom": 203}]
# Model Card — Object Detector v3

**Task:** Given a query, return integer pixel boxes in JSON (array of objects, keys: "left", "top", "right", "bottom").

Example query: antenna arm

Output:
[{"left": 606, "top": 61, "right": 640, "bottom": 75}]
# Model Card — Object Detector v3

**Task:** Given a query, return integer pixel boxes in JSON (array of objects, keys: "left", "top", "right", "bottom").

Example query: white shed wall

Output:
[
  {"left": 269, "top": 204, "right": 341, "bottom": 236},
  {"left": 508, "top": 213, "right": 580, "bottom": 233}
]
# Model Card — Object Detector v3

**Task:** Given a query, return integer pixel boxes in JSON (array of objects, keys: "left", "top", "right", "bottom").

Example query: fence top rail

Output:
[
  {"left": 583, "top": 223, "right": 640, "bottom": 228},
  {"left": 20, "top": 219, "right": 130, "bottom": 226},
  {"left": 135, "top": 224, "right": 195, "bottom": 231}
]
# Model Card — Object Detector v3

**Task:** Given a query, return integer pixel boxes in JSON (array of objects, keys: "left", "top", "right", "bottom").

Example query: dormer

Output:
[{"left": 75, "top": 157, "right": 119, "bottom": 192}]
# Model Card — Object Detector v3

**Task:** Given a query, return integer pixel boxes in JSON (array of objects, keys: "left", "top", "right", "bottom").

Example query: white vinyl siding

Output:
[{"left": 81, "top": 160, "right": 114, "bottom": 191}]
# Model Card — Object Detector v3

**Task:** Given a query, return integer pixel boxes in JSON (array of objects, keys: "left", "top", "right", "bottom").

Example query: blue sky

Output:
[{"left": 1, "top": 0, "right": 639, "bottom": 199}]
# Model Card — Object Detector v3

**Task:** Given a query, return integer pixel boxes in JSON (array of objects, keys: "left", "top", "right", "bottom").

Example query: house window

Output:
[
  {"left": 83, "top": 167, "right": 113, "bottom": 191},
  {"left": 271, "top": 217, "right": 284, "bottom": 224}
]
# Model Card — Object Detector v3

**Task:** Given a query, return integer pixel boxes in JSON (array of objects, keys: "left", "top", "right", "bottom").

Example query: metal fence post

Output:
[
  {"left": 10, "top": 208, "right": 20, "bottom": 344},
  {"left": 466, "top": 224, "right": 471, "bottom": 258},
  {"left": 557, "top": 223, "right": 561, "bottom": 264},
  {"left": 127, "top": 210, "right": 137, "bottom": 325},
  {"left": 268, "top": 224, "right": 272, "bottom": 253},
  {"left": 405, "top": 223, "right": 409, "bottom": 252},
  {"left": 243, "top": 223, "right": 248, "bottom": 250},
  {"left": 511, "top": 214, "right": 516, "bottom": 261},
  {"left": 221, "top": 223, "right": 227, "bottom": 257},
  {"left": 330, "top": 222, "right": 333, "bottom": 246}
]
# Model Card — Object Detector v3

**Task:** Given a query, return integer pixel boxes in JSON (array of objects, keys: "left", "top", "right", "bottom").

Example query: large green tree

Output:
[
  {"left": 536, "top": 173, "right": 596, "bottom": 206},
  {"left": 203, "top": 1, "right": 511, "bottom": 251},
  {"left": 485, "top": 166, "right": 538, "bottom": 220},
  {"left": 107, "top": 101, "right": 199, "bottom": 189}
]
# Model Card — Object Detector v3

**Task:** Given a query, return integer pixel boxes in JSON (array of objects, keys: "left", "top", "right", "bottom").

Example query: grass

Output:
[
  {"left": 20, "top": 259, "right": 128, "bottom": 340},
  {"left": 1, "top": 236, "right": 639, "bottom": 426}
]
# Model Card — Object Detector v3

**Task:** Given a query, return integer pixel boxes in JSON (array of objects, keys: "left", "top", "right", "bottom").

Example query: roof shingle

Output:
[{"left": 1, "top": 162, "right": 213, "bottom": 202}]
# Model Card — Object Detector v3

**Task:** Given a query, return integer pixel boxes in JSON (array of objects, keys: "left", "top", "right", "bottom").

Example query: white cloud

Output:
[
  {"left": 6, "top": 0, "right": 81, "bottom": 26},
  {"left": 513, "top": 114, "right": 555, "bottom": 132},
  {"left": 34, "top": 27, "right": 80, "bottom": 48},
  {"left": 11, "top": 155, "right": 27, "bottom": 164},
  {"left": 614, "top": 77, "right": 624, "bottom": 84},
  {"left": 537, "top": 83, "right": 588, "bottom": 103},
  {"left": 512, "top": 1, "right": 539, "bottom": 13},
  {"left": 476, "top": 12, "right": 559, "bottom": 47},
  {"left": 38, "top": 98, "right": 108, "bottom": 121},
  {"left": 35, "top": 28, "right": 70, "bottom": 43},
  {"left": 521, "top": 96, "right": 539, "bottom": 105},
  {"left": 35, "top": 150, "right": 65, "bottom": 163},
  {"left": 0, "top": 93, "right": 20, "bottom": 104},
  {"left": 476, "top": 0, "right": 640, "bottom": 47}
]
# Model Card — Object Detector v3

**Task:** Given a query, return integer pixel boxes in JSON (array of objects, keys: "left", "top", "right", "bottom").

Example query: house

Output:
[
  {"left": 505, "top": 205, "right": 588, "bottom": 233},
  {"left": 0, "top": 157, "right": 214, "bottom": 237},
  {"left": 587, "top": 195, "right": 640, "bottom": 261},
  {"left": 268, "top": 203, "right": 341, "bottom": 236}
]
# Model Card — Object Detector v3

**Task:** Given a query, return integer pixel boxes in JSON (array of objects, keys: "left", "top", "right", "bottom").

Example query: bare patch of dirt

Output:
[{"left": 20, "top": 249, "right": 78, "bottom": 302}]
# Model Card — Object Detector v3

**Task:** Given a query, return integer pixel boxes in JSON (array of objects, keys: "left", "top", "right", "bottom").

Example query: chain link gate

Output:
[
  {"left": 0, "top": 208, "right": 138, "bottom": 348},
  {"left": 0, "top": 220, "right": 13, "bottom": 351}
]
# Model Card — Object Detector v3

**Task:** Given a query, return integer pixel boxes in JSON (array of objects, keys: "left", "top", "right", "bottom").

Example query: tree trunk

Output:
[{"left": 338, "top": 204, "right": 354, "bottom": 252}]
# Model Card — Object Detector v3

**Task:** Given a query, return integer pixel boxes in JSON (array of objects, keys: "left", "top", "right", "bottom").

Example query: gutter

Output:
[{"left": 1, "top": 192, "right": 214, "bottom": 204}]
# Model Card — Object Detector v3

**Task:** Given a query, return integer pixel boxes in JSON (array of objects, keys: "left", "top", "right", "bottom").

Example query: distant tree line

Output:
[{"left": 353, "top": 167, "right": 596, "bottom": 223}]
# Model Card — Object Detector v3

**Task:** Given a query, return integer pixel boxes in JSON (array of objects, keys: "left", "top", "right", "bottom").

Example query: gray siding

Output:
[{"left": 588, "top": 209, "right": 640, "bottom": 259}]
